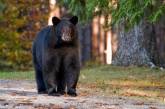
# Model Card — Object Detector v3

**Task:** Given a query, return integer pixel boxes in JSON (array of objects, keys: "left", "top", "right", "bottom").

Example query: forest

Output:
[{"left": 0, "top": 0, "right": 165, "bottom": 70}]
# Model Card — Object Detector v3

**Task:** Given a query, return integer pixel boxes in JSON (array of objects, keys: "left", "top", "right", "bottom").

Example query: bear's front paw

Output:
[
  {"left": 67, "top": 89, "right": 77, "bottom": 97},
  {"left": 38, "top": 90, "right": 47, "bottom": 94},
  {"left": 48, "top": 92, "right": 62, "bottom": 96},
  {"left": 57, "top": 90, "right": 65, "bottom": 95},
  {"left": 38, "top": 88, "right": 47, "bottom": 94},
  {"left": 48, "top": 88, "right": 57, "bottom": 95}
]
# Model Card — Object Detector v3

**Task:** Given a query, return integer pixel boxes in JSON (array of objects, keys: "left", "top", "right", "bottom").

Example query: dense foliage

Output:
[
  {"left": 0, "top": 0, "right": 49, "bottom": 70},
  {"left": 60, "top": 0, "right": 165, "bottom": 27}
]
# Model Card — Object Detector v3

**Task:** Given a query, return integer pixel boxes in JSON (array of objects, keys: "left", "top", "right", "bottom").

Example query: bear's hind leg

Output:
[
  {"left": 34, "top": 67, "right": 47, "bottom": 94},
  {"left": 33, "top": 44, "right": 47, "bottom": 94}
]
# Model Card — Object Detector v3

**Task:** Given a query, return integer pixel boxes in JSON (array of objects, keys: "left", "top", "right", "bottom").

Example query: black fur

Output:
[{"left": 32, "top": 16, "right": 80, "bottom": 96}]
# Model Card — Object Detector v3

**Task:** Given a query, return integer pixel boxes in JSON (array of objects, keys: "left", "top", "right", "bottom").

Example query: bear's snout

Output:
[
  {"left": 62, "top": 33, "right": 72, "bottom": 41},
  {"left": 61, "top": 27, "right": 72, "bottom": 42}
]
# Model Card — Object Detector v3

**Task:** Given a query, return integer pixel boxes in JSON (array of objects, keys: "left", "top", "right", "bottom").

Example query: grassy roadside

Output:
[
  {"left": 0, "top": 71, "right": 34, "bottom": 80},
  {"left": 0, "top": 65, "right": 165, "bottom": 101},
  {"left": 79, "top": 65, "right": 165, "bottom": 101}
]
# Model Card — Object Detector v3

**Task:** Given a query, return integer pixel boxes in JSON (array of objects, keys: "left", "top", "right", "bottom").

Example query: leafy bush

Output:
[{"left": 0, "top": 0, "right": 49, "bottom": 70}]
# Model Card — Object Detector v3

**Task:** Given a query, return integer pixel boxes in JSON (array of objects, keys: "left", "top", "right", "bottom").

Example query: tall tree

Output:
[{"left": 59, "top": 0, "right": 165, "bottom": 67}]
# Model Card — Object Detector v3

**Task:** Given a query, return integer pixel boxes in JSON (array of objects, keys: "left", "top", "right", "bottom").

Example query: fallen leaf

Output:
[
  {"left": 149, "top": 107, "right": 158, "bottom": 109},
  {"left": 133, "top": 102, "right": 144, "bottom": 105}
]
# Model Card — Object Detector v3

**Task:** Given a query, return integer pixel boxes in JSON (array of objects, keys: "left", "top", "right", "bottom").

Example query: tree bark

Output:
[
  {"left": 92, "top": 17, "right": 100, "bottom": 61},
  {"left": 112, "top": 0, "right": 165, "bottom": 67},
  {"left": 153, "top": 17, "right": 165, "bottom": 67},
  {"left": 112, "top": 21, "right": 152, "bottom": 66}
]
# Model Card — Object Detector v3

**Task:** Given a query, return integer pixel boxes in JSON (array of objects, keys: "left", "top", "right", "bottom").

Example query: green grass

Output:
[
  {"left": 0, "top": 65, "right": 165, "bottom": 101},
  {"left": 79, "top": 65, "right": 165, "bottom": 101},
  {"left": 0, "top": 71, "right": 34, "bottom": 80}
]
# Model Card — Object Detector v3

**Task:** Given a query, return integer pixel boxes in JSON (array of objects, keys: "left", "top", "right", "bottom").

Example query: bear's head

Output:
[{"left": 52, "top": 16, "right": 78, "bottom": 44}]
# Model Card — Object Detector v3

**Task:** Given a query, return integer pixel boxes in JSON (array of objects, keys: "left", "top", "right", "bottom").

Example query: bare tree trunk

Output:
[
  {"left": 48, "top": 0, "right": 60, "bottom": 25},
  {"left": 99, "top": 16, "right": 105, "bottom": 63},
  {"left": 92, "top": 17, "right": 100, "bottom": 61},
  {"left": 154, "top": 17, "right": 165, "bottom": 67},
  {"left": 78, "top": 24, "right": 92, "bottom": 63},
  {"left": 105, "top": 31, "right": 112, "bottom": 64},
  {"left": 112, "top": 16, "right": 165, "bottom": 67},
  {"left": 112, "top": 22, "right": 152, "bottom": 66}
]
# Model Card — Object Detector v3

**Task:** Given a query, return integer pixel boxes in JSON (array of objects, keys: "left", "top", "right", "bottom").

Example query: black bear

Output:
[{"left": 32, "top": 16, "right": 80, "bottom": 96}]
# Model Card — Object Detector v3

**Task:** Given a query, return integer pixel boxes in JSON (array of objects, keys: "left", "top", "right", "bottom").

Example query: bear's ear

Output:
[
  {"left": 70, "top": 16, "right": 78, "bottom": 25},
  {"left": 52, "top": 16, "right": 60, "bottom": 26}
]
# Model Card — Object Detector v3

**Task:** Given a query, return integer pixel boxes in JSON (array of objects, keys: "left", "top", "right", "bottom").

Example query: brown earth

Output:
[{"left": 0, "top": 80, "right": 165, "bottom": 109}]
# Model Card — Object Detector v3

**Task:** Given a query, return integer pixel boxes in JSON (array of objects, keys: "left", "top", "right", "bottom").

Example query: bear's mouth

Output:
[{"left": 62, "top": 34, "right": 72, "bottom": 42}]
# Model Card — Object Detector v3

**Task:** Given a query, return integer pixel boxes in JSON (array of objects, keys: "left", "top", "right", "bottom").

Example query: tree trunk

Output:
[
  {"left": 112, "top": 21, "right": 152, "bottom": 66},
  {"left": 112, "top": 0, "right": 165, "bottom": 67},
  {"left": 154, "top": 17, "right": 165, "bottom": 67},
  {"left": 78, "top": 24, "right": 92, "bottom": 63},
  {"left": 48, "top": 0, "right": 60, "bottom": 25},
  {"left": 105, "top": 31, "right": 112, "bottom": 64},
  {"left": 92, "top": 17, "right": 100, "bottom": 61}
]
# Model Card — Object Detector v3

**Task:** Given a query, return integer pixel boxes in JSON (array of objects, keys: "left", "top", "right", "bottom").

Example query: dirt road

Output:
[{"left": 0, "top": 80, "right": 165, "bottom": 109}]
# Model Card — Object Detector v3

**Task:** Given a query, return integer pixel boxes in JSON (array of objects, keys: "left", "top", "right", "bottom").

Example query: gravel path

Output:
[{"left": 0, "top": 80, "right": 165, "bottom": 109}]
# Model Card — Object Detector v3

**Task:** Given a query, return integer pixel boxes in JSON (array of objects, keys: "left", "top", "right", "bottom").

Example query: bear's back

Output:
[
  {"left": 32, "top": 26, "right": 52, "bottom": 69},
  {"left": 34, "top": 26, "right": 52, "bottom": 47}
]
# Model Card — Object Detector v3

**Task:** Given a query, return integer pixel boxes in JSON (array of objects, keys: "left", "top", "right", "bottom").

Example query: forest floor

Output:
[{"left": 0, "top": 65, "right": 165, "bottom": 109}]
